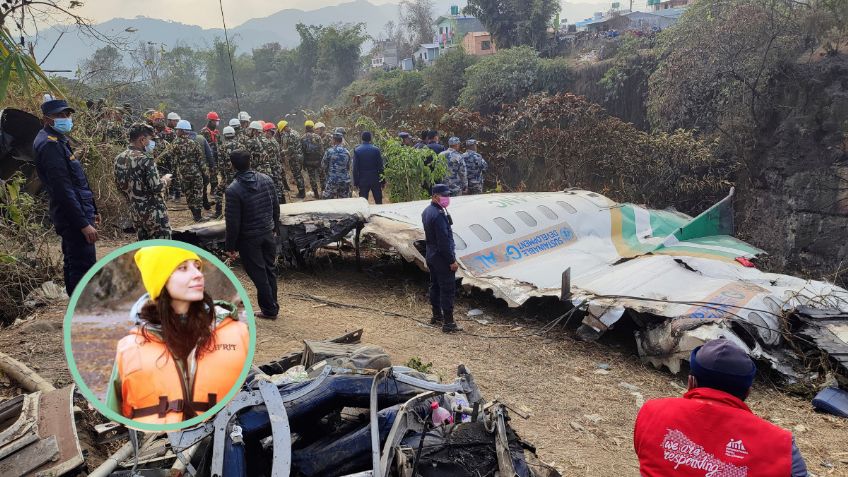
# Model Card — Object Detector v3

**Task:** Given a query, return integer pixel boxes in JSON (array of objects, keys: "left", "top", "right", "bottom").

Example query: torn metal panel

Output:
[
  {"left": 0, "top": 385, "right": 83, "bottom": 476},
  {"left": 172, "top": 198, "right": 369, "bottom": 267},
  {"left": 791, "top": 307, "right": 848, "bottom": 378}
]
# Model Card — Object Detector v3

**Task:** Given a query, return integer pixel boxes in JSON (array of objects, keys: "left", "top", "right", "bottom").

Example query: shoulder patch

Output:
[{"left": 47, "top": 135, "right": 58, "bottom": 141}]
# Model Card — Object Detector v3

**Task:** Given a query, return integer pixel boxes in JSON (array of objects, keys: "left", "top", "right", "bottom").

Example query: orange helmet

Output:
[
  {"left": 150, "top": 111, "right": 165, "bottom": 120},
  {"left": 207, "top": 112, "right": 220, "bottom": 121},
  {"left": 263, "top": 122, "right": 276, "bottom": 132}
]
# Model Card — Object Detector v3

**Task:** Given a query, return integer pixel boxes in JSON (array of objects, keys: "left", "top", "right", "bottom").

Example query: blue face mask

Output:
[
  {"left": 145, "top": 139, "right": 156, "bottom": 153},
  {"left": 52, "top": 117, "right": 73, "bottom": 134}
]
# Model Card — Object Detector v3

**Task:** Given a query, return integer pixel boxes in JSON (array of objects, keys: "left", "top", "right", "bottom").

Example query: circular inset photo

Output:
[{"left": 63, "top": 240, "right": 256, "bottom": 432}]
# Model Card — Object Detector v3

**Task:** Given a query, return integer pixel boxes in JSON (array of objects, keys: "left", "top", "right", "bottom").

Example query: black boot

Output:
[
  {"left": 430, "top": 306, "right": 443, "bottom": 326},
  {"left": 203, "top": 192, "right": 212, "bottom": 210},
  {"left": 297, "top": 189, "right": 306, "bottom": 199},
  {"left": 191, "top": 207, "right": 204, "bottom": 222},
  {"left": 214, "top": 203, "right": 222, "bottom": 218},
  {"left": 174, "top": 188, "right": 181, "bottom": 201},
  {"left": 441, "top": 308, "right": 462, "bottom": 333},
  {"left": 312, "top": 187, "right": 320, "bottom": 200}
]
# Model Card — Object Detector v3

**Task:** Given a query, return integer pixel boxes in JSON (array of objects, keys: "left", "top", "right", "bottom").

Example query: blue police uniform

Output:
[
  {"left": 352, "top": 142, "right": 384, "bottom": 204},
  {"left": 33, "top": 100, "right": 97, "bottom": 295},
  {"left": 422, "top": 185, "right": 460, "bottom": 331}
]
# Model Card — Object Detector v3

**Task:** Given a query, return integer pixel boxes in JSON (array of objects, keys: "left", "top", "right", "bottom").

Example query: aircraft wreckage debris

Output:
[
  {"left": 174, "top": 191, "right": 848, "bottom": 387},
  {"left": 0, "top": 330, "right": 559, "bottom": 476}
]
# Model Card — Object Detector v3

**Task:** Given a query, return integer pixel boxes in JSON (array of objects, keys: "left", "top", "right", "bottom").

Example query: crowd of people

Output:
[{"left": 32, "top": 98, "right": 490, "bottom": 297}]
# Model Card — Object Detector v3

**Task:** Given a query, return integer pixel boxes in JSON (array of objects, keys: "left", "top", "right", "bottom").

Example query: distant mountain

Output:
[{"left": 32, "top": 0, "right": 412, "bottom": 74}]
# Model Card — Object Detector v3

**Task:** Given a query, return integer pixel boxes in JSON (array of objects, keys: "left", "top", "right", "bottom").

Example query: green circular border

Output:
[{"left": 63, "top": 239, "right": 257, "bottom": 432}]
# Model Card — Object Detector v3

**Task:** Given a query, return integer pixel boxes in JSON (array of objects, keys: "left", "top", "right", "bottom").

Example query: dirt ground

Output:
[{"left": 1, "top": 204, "right": 846, "bottom": 476}]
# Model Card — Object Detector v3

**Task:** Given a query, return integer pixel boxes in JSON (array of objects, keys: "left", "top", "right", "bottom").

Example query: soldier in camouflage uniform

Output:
[
  {"left": 215, "top": 126, "right": 240, "bottom": 218},
  {"left": 462, "top": 139, "right": 488, "bottom": 195},
  {"left": 315, "top": 122, "right": 332, "bottom": 186},
  {"left": 201, "top": 112, "right": 222, "bottom": 216},
  {"left": 150, "top": 111, "right": 181, "bottom": 200},
  {"left": 321, "top": 130, "right": 352, "bottom": 199},
  {"left": 114, "top": 123, "right": 171, "bottom": 239},
  {"left": 172, "top": 120, "right": 208, "bottom": 222},
  {"left": 301, "top": 121, "right": 323, "bottom": 199},
  {"left": 244, "top": 121, "right": 274, "bottom": 181},
  {"left": 439, "top": 137, "right": 468, "bottom": 197},
  {"left": 263, "top": 123, "right": 287, "bottom": 204},
  {"left": 278, "top": 121, "right": 306, "bottom": 198}
]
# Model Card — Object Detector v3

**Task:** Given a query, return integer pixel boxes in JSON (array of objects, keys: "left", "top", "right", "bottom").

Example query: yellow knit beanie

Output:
[{"left": 133, "top": 246, "right": 202, "bottom": 301}]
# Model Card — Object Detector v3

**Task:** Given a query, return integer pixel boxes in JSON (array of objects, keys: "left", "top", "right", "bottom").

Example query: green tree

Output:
[
  {"left": 648, "top": 0, "right": 805, "bottom": 134},
  {"left": 310, "top": 23, "right": 369, "bottom": 107},
  {"left": 206, "top": 37, "right": 239, "bottom": 98},
  {"left": 162, "top": 46, "right": 204, "bottom": 94},
  {"left": 457, "top": 46, "right": 568, "bottom": 114},
  {"left": 463, "top": 0, "right": 560, "bottom": 50},
  {"left": 424, "top": 48, "right": 477, "bottom": 107}
]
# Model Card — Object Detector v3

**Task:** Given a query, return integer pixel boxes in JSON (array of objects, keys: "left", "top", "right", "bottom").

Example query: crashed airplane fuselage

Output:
[{"left": 175, "top": 190, "right": 848, "bottom": 382}]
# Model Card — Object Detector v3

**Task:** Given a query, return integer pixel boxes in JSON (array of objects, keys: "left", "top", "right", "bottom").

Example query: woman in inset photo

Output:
[{"left": 104, "top": 246, "right": 250, "bottom": 424}]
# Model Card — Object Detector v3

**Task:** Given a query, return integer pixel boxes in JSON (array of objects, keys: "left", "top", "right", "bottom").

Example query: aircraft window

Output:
[
  {"left": 515, "top": 211, "right": 537, "bottom": 227},
  {"left": 453, "top": 233, "right": 467, "bottom": 250},
  {"left": 557, "top": 201, "right": 578, "bottom": 214},
  {"left": 493, "top": 217, "right": 515, "bottom": 234},
  {"left": 470, "top": 224, "right": 493, "bottom": 242},
  {"left": 537, "top": 205, "right": 558, "bottom": 220}
]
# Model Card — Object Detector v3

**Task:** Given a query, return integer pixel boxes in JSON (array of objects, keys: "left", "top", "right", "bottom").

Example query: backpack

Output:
[{"left": 301, "top": 134, "right": 322, "bottom": 166}]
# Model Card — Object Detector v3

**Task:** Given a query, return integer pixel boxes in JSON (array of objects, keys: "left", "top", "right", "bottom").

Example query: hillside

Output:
[{"left": 31, "top": 0, "right": 404, "bottom": 73}]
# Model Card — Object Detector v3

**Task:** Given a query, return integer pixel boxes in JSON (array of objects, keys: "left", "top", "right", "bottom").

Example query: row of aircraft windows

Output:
[{"left": 454, "top": 200, "right": 578, "bottom": 250}]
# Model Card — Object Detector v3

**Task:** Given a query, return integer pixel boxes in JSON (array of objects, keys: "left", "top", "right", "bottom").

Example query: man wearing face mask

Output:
[
  {"left": 114, "top": 123, "right": 172, "bottom": 240},
  {"left": 422, "top": 184, "right": 462, "bottom": 333},
  {"left": 33, "top": 99, "right": 100, "bottom": 296}
]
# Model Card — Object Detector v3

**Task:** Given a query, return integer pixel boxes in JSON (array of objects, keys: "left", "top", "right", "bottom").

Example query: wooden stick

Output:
[{"left": 0, "top": 351, "right": 55, "bottom": 393}]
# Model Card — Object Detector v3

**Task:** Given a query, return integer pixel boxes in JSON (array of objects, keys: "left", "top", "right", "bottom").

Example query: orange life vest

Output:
[{"left": 115, "top": 316, "right": 249, "bottom": 424}]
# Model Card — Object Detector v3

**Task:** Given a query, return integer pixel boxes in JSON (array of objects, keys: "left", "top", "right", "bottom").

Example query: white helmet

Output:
[
  {"left": 248, "top": 120, "right": 263, "bottom": 131},
  {"left": 315, "top": 122, "right": 326, "bottom": 129},
  {"left": 238, "top": 111, "right": 251, "bottom": 121},
  {"left": 167, "top": 112, "right": 181, "bottom": 121},
  {"left": 175, "top": 119, "right": 192, "bottom": 131},
  {"left": 223, "top": 126, "right": 236, "bottom": 137},
  {"left": 229, "top": 118, "right": 240, "bottom": 127}
]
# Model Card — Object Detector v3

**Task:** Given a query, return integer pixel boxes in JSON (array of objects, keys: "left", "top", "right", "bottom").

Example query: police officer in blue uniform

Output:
[
  {"left": 422, "top": 184, "right": 462, "bottom": 333},
  {"left": 34, "top": 99, "right": 99, "bottom": 296}
]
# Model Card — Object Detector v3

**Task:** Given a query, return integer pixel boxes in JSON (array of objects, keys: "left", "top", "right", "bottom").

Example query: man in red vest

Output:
[{"left": 634, "top": 339, "right": 808, "bottom": 476}]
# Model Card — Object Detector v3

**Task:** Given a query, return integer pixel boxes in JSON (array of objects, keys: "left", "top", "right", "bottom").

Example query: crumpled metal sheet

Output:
[{"left": 363, "top": 191, "right": 848, "bottom": 379}]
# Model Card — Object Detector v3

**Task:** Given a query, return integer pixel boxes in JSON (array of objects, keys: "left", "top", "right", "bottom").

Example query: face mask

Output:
[
  {"left": 145, "top": 139, "right": 156, "bottom": 153},
  {"left": 53, "top": 117, "right": 73, "bottom": 134},
  {"left": 438, "top": 196, "right": 450, "bottom": 208}
]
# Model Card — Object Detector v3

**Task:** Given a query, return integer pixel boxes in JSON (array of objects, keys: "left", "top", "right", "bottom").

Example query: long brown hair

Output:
[{"left": 139, "top": 289, "right": 216, "bottom": 361}]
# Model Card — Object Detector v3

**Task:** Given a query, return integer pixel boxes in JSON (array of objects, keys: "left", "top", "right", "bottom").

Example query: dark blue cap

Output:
[
  {"left": 41, "top": 99, "right": 75, "bottom": 116},
  {"left": 690, "top": 339, "right": 756, "bottom": 400},
  {"left": 432, "top": 184, "right": 450, "bottom": 196},
  {"left": 398, "top": 131, "right": 410, "bottom": 138}
]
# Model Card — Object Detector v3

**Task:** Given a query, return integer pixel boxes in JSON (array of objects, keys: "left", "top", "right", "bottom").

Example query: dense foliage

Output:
[
  {"left": 463, "top": 0, "right": 560, "bottom": 50},
  {"left": 69, "top": 23, "right": 368, "bottom": 124}
]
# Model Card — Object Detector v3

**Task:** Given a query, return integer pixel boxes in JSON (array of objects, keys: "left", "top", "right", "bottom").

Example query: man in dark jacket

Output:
[
  {"left": 352, "top": 131, "right": 385, "bottom": 204},
  {"left": 34, "top": 99, "right": 99, "bottom": 296},
  {"left": 426, "top": 130, "right": 446, "bottom": 155},
  {"left": 422, "top": 184, "right": 461, "bottom": 333},
  {"left": 224, "top": 150, "right": 280, "bottom": 319}
]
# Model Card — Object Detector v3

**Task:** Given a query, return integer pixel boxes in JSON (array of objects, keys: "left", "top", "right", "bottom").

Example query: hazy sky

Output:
[{"left": 66, "top": 0, "right": 619, "bottom": 29}]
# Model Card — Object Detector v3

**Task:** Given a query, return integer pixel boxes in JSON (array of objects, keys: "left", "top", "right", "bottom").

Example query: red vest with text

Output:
[{"left": 634, "top": 387, "right": 792, "bottom": 476}]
